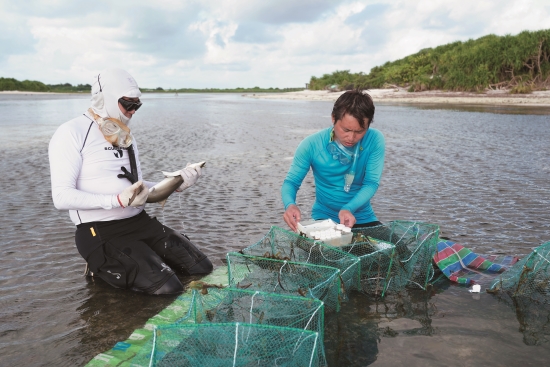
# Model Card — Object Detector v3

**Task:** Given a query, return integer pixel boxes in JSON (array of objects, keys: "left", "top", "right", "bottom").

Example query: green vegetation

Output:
[
  {"left": 309, "top": 29, "right": 550, "bottom": 93},
  {"left": 0, "top": 77, "right": 91, "bottom": 93},
  {"left": 0, "top": 77, "right": 302, "bottom": 94},
  {"left": 46, "top": 83, "right": 91, "bottom": 93}
]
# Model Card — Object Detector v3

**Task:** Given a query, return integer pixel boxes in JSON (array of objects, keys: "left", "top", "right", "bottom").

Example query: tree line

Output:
[
  {"left": 309, "top": 29, "right": 550, "bottom": 93},
  {"left": 0, "top": 77, "right": 303, "bottom": 94},
  {"left": 0, "top": 78, "right": 91, "bottom": 93}
]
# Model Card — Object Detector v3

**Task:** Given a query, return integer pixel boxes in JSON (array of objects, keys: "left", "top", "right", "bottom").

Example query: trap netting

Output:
[
  {"left": 241, "top": 226, "right": 361, "bottom": 296},
  {"left": 186, "top": 286, "right": 326, "bottom": 365},
  {"left": 146, "top": 323, "right": 321, "bottom": 367},
  {"left": 186, "top": 286, "right": 324, "bottom": 335},
  {"left": 351, "top": 221, "right": 440, "bottom": 293},
  {"left": 489, "top": 241, "right": 550, "bottom": 304},
  {"left": 226, "top": 252, "right": 343, "bottom": 312},
  {"left": 339, "top": 233, "right": 399, "bottom": 297}
]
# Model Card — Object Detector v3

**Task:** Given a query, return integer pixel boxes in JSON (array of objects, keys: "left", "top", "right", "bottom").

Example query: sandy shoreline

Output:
[
  {"left": 4, "top": 89, "right": 550, "bottom": 107},
  {"left": 244, "top": 88, "right": 550, "bottom": 107}
]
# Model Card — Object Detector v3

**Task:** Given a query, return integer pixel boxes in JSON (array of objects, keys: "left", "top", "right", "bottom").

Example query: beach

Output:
[
  {"left": 244, "top": 88, "right": 550, "bottom": 107},
  {"left": 5, "top": 88, "right": 550, "bottom": 107}
]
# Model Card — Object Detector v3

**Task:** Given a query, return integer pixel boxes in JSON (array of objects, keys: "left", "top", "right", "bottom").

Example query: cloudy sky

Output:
[{"left": 1, "top": 0, "right": 548, "bottom": 89}]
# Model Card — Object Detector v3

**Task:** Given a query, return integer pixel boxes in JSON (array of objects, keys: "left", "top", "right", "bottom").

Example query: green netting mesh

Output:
[
  {"left": 490, "top": 241, "right": 550, "bottom": 303},
  {"left": 146, "top": 323, "right": 321, "bottom": 367},
  {"left": 241, "top": 226, "right": 361, "bottom": 296},
  {"left": 191, "top": 287, "right": 326, "bottom": 365},
  {"left": 352, "top": 221, "right": 440, "bottom": 293},
  {"left": 339, "top": 235, "right": 400, "bottom": 296},
  {"left": 226, "top": 252, "right": 343, "bottom": 312},
  {"left": 131, "top": 288, "right": 327, "bottom": 366},
  {"left": 187, "top": 287, "right": 324, "bottom": 335}
]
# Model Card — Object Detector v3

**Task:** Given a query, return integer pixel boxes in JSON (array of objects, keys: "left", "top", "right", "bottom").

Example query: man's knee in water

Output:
[
  {"left": 187, "top": 255, "right": 213, "bottom": 275},
  {"left": 153, "top": 274, "right": 184, "bottom": 295},
  {"left": 155, "top": 231, "right": 213, "bottom": 275}
]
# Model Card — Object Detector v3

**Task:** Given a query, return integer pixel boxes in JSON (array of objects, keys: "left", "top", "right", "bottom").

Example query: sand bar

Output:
[
  {"left": 4, "top": 89, "right": 550, "bottom": 107},
  {"left": 244, "top": 88, "right": 550, "bottom": 107}
]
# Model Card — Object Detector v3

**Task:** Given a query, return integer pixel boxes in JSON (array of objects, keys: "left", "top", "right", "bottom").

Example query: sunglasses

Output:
[{"left": 118, "top": 98, "right": 142, "bottom": 112}]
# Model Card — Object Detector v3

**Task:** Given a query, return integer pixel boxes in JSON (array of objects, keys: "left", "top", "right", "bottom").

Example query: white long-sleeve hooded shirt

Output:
[{"left": 49, "top": 69, "right": 149, "bottom": 225}]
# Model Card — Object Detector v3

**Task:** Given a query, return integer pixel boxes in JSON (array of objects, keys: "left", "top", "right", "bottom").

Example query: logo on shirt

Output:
[{"left": 104, "top": 147, "right": 125, "bottom": 158}]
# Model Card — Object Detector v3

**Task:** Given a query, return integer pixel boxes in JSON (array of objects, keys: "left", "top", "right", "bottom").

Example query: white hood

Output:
[{"left": 90, "top": 68, "right": 141, "bottom": 125}]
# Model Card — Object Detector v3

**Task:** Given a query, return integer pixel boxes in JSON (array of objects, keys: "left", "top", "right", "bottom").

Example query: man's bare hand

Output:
[
  {"left": 283, "top": 205, "right": 301, "bottom": 232},
  {"left": 338, "top": 209, "right": 356, "bottom": 228}
]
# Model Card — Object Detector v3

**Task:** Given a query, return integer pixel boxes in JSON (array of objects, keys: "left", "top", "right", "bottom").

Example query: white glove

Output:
[
  {"left": 178, "top": 163, "right": 202, "bottom": 191},
  {"left": 118, "top": 181, "right": 148, "bottom": 208}
]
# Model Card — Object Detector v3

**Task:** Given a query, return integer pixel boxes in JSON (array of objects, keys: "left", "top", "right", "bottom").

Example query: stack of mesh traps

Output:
[
  {"left": 226, "top": 251, "right": 344, "bottom": 312},
  {"left": 489, "top": 241, "right": 550, "bottom": 304},
  {"left": 241, "top": 226, "right": 361, "bottom": 298},
  {"left": 488, "top": 241, "right": 550, "bottom": 345},
  {"left": 346, "top": 220, "right": 440, "bottom": 296},
  {"left": 132, "top": 287, "right": 326, "bottom": 366},
  {"left": 130, "top": 222, "right": 440, "bottom": 366},
  {"left": 144, "top": 323, "right": 321, "bottom": 366}
]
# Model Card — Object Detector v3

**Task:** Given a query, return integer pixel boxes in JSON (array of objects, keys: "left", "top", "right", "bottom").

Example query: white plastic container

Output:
[{"left": 297, "top": 219, "right": 353, "bottom": 247}]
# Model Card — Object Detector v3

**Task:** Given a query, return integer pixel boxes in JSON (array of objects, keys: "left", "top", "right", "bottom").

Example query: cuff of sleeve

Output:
[
  {"left": 111, "top": 195, "right": 123, "bottom": 208},
  {"left": 284, "top": 202, "right": 296, "bottom": 210}
]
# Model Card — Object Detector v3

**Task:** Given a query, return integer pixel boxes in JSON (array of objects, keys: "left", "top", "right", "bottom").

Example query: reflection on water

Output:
[
  {"left": 0, "top": 93, "right": 549, "bottom": 366},
  {"left": 324, "top": 288, "right": 437, "bottom": 366},
  {"left": 491, "top": 294, "right": 550, "bottom": 346}
]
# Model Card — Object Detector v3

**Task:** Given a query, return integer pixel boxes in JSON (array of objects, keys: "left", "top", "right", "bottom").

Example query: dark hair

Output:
[{"left": 331, "top": 90, "right": 375, "bottom": 128}]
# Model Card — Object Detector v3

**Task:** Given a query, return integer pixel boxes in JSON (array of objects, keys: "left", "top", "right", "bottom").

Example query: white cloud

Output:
[{"left": 0, "top": 0, "right": 548, "bottom": 88}]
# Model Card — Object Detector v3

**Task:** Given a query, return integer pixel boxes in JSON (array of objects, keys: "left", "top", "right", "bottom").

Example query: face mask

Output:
[
  {"left": 88, "top": 108, "right": 132, "bottom": 148},
  {"left": 327, "top": 129, "right": 361, "bottom": 192},
  {"left": 327, "top": 139, "right": 355, "bottom": 165}
]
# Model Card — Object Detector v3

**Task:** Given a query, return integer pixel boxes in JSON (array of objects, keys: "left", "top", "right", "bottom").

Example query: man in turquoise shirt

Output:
[{"left": 282, "top": 90, "right": 385, "bottom": 231}]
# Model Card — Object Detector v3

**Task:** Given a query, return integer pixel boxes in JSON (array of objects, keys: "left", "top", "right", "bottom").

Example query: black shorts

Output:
[{"left": 75, "top": 211, "right": 212, "bottom": 293}]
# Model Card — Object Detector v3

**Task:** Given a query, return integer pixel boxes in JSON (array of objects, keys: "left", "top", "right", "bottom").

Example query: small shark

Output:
[{"left": 147, "top": 161, "right": 206, "bottom": 206}]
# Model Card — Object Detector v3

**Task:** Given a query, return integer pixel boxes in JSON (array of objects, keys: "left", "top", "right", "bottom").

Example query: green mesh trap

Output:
[
  {"left": 191, "top": 286, "right": 326, "bottom": 365},
  {"left": 145, "top": 323, "right": 321, "bottom": 367},
  {"left": 241, "top": 226, "right": 361, "bottom": 296},
  {"left": 490, "top": 241, "right": 550, "bottom": 304},
  {"left": 226, "top": 252, "right": 343, "bottom": 312},
  {"left": 187, "top": 286, "right": 324, "bottom": 335},
  {"left": 131, "top": 287, "right": 327, "bottom": 366},
  {"left": 352, "top": 221, "right": 440, "bottom": 293},
  {"left": 339, "top": 234, "right": 400, "bottom": 296}
]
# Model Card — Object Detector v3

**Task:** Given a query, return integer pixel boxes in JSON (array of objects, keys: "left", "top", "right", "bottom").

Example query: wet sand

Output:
[
  {"left": 1, "top": 93, "right": 549, "bottom": 366},
  {"left": 245, "top": 88, "right": 550, "bottom": 107}
]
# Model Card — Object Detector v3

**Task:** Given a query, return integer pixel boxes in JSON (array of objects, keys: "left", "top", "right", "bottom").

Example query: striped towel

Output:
[{"left": 433, "top": 239, "right": 519, "bottom": 285}]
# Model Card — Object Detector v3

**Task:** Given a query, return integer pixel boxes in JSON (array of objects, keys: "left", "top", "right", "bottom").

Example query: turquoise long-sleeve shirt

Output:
[{"left": 281, "top": 126, "right": 385, "bottom": 224}]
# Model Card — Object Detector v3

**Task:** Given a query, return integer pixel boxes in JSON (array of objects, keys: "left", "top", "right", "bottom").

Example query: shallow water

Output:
[{"left": 0, "top": 93, "right": 549, "bottom": 366}]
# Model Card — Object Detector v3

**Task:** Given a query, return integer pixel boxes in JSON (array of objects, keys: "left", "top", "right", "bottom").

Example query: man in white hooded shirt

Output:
[{"left": 49, "top": 68, "right": 212, "bottom": 295}]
